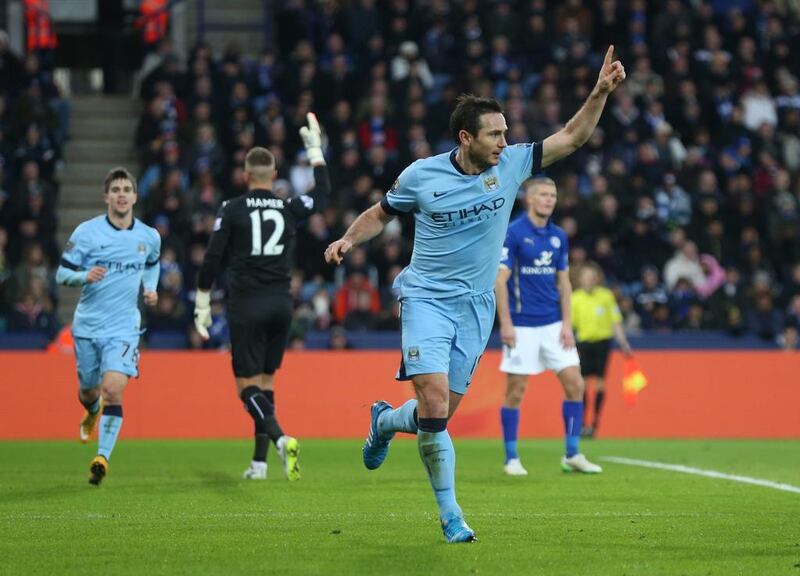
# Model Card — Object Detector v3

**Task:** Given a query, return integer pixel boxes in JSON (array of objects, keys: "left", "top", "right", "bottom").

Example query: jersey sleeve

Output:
[
  {"left": 289, "top": 164, "right": 330, "bottom": 218},
  {"left": 499, "top": 227, "right": 519, "bottom": 270},
  {"left": 198, "top": 201, "right": 233, "bottom": 290},
  {"left": 142, "top": 228, "right": 162, "bottom": 292},
  {"left": 60, "top": 223, "right": 92, "bottom": 270},
  {"left": 557, "top": 230, "right": 569, "bottom": 271},
  {"left": 380, "top": 163, "right": 419, "bottom": 215},
  {"left": 147, "top": 229, "right": 161, "bottom": 266},
  {"left": 503, "top": 142, "right": 543, "bottom": 184}
]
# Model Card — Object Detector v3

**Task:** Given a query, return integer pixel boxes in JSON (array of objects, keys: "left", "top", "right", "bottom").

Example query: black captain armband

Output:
[
  {"left": 60, "top": 258, "right": 80, "bottom": 271},
  {"left": 380, "top": 196, "right": 406, "bottom": 217}
]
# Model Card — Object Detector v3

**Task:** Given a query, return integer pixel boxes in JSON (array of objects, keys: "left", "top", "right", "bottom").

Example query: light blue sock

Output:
[
  {"left": 418, "top": 427, "right": 461, "bottom": 520},
  {"left": 378, "top": 399, "right": 418, "bottom": 435},
  {"left": 98, "top": 405, "right": 123, "bottom": 460},
  {"left": 563, "top": 401, "right": 583, "bottom": 458}
]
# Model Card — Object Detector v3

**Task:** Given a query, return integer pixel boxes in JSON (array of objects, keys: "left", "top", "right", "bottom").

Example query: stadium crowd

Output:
[
  {"left": 0, "top": 28, "right": 67, "bottom": 339},
  {"left": 2, "top": 0, "right": 800, "bottom": 351}
]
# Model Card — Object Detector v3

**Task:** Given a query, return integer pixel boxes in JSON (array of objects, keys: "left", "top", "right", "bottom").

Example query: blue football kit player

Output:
[
  {"left": 56, "top": 167, "right": 161, "bottom": 486},
  {"left": 496, "top": 178, "right": 601, "bottom": 477},
  {"left": 325, "top": 47, "right": 625, "bottom": 542}
]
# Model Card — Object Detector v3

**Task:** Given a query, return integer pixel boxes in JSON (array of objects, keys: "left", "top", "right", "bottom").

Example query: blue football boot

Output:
[
  {"left": 441, "top": 513, "right": 477, "bottom": 543},
  {"left": 363, "top": 401, "right": 394, "bottom": 470}
]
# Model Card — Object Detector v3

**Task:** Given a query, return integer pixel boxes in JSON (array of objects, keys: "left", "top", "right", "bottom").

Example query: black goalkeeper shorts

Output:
[{"left": 228, "top": 292, "right": 293, "bottom": 378}]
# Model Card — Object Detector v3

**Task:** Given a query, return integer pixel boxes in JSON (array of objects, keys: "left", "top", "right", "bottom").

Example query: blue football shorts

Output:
[
  {"left": 73, "top": 336, "right": 140, "bottom": 390},
  {"left": 396, "top": 291, "right": 495, "bottom": 395}
]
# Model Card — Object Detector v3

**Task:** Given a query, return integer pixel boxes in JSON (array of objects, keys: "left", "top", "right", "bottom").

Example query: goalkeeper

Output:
[{"left": 193, "top": 113, "right": 330, "bottom": 481}]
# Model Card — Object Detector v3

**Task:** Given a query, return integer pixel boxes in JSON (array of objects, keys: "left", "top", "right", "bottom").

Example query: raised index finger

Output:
[
  {"left": 306, "top": 112, "right": 320, "bottom": 132},
  {"left": 604, "top": 45, "right": 614, "bottom": 67}
]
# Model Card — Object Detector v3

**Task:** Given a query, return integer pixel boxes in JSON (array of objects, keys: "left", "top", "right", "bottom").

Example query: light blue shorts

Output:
[
  {"left": 396, "top": 292, "right": 495, "bottom": 395},
  {"left": 74, "top": 336, "right": 140, "bottom": 390}
]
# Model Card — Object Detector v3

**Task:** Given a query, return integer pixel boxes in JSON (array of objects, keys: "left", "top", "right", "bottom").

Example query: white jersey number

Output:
[{"left": 249, "top": 209, "right": 285, "bottom": 256}]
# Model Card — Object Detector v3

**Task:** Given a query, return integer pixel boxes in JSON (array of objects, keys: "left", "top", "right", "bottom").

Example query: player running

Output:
[
  {"left": 325, "top": 47, "right": 625, "bottom": 542},
  {"left": 56, "top": 167, "right": 161, "bottom": 486}
]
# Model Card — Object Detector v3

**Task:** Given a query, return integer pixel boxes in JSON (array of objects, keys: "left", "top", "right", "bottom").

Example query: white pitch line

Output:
[{"left": 602, "top": 456, "right": 800, "bottom": 495}]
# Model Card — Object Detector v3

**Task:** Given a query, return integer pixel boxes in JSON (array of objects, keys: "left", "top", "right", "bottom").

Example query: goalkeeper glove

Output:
[
  {"left": 299, "top": 112, "right": 324, "bottom": 165},
  {"left": 194, "top": 290, "right": 212, "bottom": 340}
]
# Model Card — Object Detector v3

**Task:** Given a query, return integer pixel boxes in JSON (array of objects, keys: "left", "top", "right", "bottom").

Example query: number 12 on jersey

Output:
[{"left": 249, "top": 209, "right": 285, "bottom": 256}]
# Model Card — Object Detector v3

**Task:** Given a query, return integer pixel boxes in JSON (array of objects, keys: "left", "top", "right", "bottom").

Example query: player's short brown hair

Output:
[
  {"left": 104, "top": 167, "right": 136, "bottom": 194},
  {"left": 449, "top": 94, "right": 504, "bottom": 144},
  {"left": 245, "top": 147, "right": 276, "bottom": 181}
]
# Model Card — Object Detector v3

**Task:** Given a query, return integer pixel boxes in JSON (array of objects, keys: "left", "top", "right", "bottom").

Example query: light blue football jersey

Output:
[
  {"left": 500, "top": 216, "right": 569, "bottom": 327},
  {"left": 61, "top": 215, "right": 161, "bottom": 338},
  {"left": 380, "top": 143, "right": 542, "bottom": 298}
]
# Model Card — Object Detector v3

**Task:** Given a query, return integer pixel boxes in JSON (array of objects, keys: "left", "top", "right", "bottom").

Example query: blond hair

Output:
[
  {"left": 524, "top": 176, "right": 556, "bottom": 193},
  {"left": 244, "top": 147, "right": 276, "bottom": 183}
]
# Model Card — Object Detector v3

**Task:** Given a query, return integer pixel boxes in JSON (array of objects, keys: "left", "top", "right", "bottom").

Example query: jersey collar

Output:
[
  {"left": 526, "top": 216, "right": 551, "bottom": 236},
  {"left": 106, "top": 215, "right": 135, "bottom": 230},
  {"left": 449, "top": 148, "right": 492, "bottom": 175}
]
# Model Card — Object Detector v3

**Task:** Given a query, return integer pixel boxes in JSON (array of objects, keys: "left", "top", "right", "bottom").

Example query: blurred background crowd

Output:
[
  {"left": 0, "top": 27, "right": 68, "bottom": 339},
  {"left": 2, "top": 0, "right": 800, "bottom": 350}
]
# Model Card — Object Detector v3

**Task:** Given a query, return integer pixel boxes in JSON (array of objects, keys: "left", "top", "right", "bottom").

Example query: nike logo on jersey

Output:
[{"left": 433, "top": 191, "right": 446, "bottom": 197}]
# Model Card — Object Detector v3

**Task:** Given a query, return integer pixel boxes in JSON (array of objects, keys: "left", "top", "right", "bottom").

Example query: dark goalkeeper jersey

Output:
[{"left": 198, "top": 165, "right": 330, "bottom": 296}]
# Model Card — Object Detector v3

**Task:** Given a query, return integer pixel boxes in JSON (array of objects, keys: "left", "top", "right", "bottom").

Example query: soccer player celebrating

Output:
[
  {"left": 495, "top": 178, "right": 601, "bottom": 477},
  {"left": 326, "top": 47, "right": 625, "bottom": 542},
  {"left": 194, "top": 113, "right": 329, "bottom": 481},
  {"left": 56, "top": 167, "right": 161, "bottom": 486}
]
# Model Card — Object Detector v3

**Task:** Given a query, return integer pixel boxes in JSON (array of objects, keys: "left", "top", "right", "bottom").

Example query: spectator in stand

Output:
[
  {"left": 778, "top": 317, "right": 798, "bottom": 351},
  {"left": 333, "top": 269, "right": 381, "bottom": 327},
  {"left": 632, "top": 265, "right": 669, "bottom": 330},
  {"left": 8, "top": 280, "right": 57, "bottom": 338},
  {"left": 655, "top": 173, "right": 691, "bottom": 229},
  {"left": 695, "top": 254, "right": 726, "bottom": 300},
  {"left": 391, "top": 41, "right": 434, "bottom": 91},
  {"left": 664, "top": 240, "right": 705, "bottom": 291},
  {"left": 146, "top": 290, "right": 187, "bottom": 333},
  {"left": 139, "top": 140, "right": 189, "bottom": 199},
  {"left": 15, "top": 123, "right": 57, "bottom": 180},
  {"left": 746, "top": 291, "right": 784, "bottom": 342}
]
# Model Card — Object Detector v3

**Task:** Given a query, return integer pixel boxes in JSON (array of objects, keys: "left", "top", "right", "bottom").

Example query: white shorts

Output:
[{"left": 499, "top": 322, "right": 580, "bottom": 375}]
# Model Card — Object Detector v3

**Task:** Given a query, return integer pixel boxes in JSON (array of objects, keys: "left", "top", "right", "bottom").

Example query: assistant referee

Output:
[{"left": 571, "top": 262, "right": 632, "bottom": 437}]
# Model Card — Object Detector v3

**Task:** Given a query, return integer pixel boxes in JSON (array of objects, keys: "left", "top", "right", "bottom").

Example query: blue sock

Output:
[
  {"left": 418, "top": 419, "right": 461, "bottom": 520},
  {"left": 98, "top": 405, "right": 123, "bottom": 460},
  {"left": 378, "top": 399, "right": 418, "bottom": 435},
  {"left": 563, "top": 401, "right": 583, "bottom": 458},
  {"left": 500, "top": 406, "right": 520, "bottom": 462}
]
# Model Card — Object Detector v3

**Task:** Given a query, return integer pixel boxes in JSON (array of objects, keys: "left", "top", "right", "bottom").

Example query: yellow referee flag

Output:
[{"left": 623, "top": 357, "right": 648, "bottom": 406}]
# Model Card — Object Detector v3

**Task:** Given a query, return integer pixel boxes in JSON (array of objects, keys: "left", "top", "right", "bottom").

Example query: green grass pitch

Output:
[{"left": 1, "top": 439, "right": 798, "bottom": 575}]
